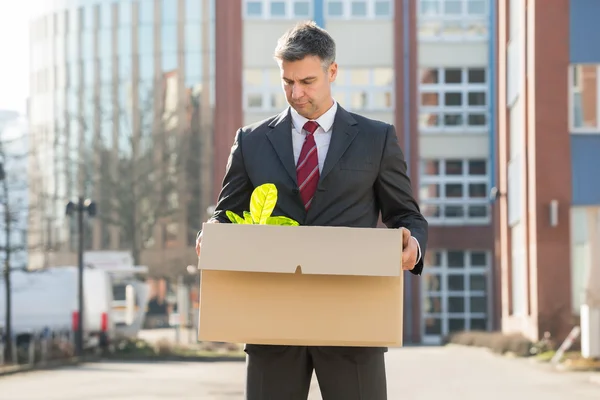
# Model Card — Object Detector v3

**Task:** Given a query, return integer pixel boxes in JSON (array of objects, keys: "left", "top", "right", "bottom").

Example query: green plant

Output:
[{"left": 226, "top": 183, "right": 299, "bottom": 226}]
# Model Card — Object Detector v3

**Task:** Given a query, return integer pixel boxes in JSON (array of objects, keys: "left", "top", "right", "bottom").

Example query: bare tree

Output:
[
  {"left": 65, "top": 83, "right": 191, "bottom": 267},
  {"left": 0, "top": 112, "right": 29, "bottom": 364}
]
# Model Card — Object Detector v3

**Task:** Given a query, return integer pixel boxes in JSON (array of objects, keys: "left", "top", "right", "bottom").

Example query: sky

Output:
[{"left": 0, "top": 3, "right": 31, "bottom": 114}]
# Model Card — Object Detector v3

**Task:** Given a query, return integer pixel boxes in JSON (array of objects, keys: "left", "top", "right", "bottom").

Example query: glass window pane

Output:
[
  {"left": 471, "top": 318, "right": 487, "bottom": 330},
  {"left": 468, "top": 92, "right": 486, "bottom": 106},
  {"left": 444, "top": 69, "right": 462, "bottom": 83},
  {"left": 424, "top": 318, "right": 442, "bottom": 335},
  {"left": 247, "top": 93, "right": 262, "bottom": 108},
  {"left": 468, "top": 113, "right": 487, "bottom": 126},
  {"left": 469, "top": 183, "right": 487, "bottom": 198},
  {"left": 469, "top": 205, "right": 488, "bottom": 217},
  {"left": 444, "top": 92, "right": 462, "bottom": 106},
  {"left": 448, "top": 251, "right": 465, "bottom": 267},
  {"left": 423, "top": 204, "right": 441, "bottom": 218},
  {"left": 448, "top": 296, "right": 465, "bottom": 312},
  {"left": 420, "top": 0, "right": 439, "bottom": 16},
  {"left": 470, "top": 252, "right": 487, "bottom": 266},
  {"left": 572, "top": 65, "right": 598, "bottom": 129},
  {"left": 468, "top": 68, "right": 486, "bottom": 83},
  {"left": 467, "top": 0, "right": 487, "bottom": 15},
  {"left": 420, "top": 183, "right": 440, "bottom": 200},
  {"left": 374, "top": 68, "right": 393, "bottom": 85},
  {"left": 328, "top": 1, "right": 344, "bottom": 16},
  {"left": 419, "top": 113, "right": 440, "bottom": 128},
  {"left": 246, "top": 1, "right": 262, "bottom": 16},
  {"left": 424, "top": 273, "right": 442, "bottom": 291},
  {"left": 271, "top": 1, "right": 286, "bottom": 16},
  {"left": 162, "top": 0, "right": 177, "bottom": 23},
  {"left": 420, "top": 68, "right": 439, "bottom": 84},
  {"left": 373, "top": 92, "right": 392, "bottom": 109},
  {"left": 421, "top": 92, "right": 439, "bottom": 106},
  {"left": 448, "top": 275, "right": 465, "bottom": 291},
  {"left": 424, "top": 295, "right": 442, "bottom": 313},
  {"left": 351, "top": 1, "right": 367, "bottom": 16},
  {"left": 375, "top": 1, "right": 391, "bottom": 16},
  {"left": 449, "top": 318, "right": 465, "bottom": 333},
  {"left": 244, "top": 69, "right": 263, "bottom": 86},
  {"left": 294, "top": 1, "right": 311, "bottom": 17},
  {"left": 350, "top": 69, "right": 370, "bottom": 85},
  {"left": 444, "top": 0, "right": 462, "bottom": 15},
  {"left": 470, "top": 296, "right": 487, "bottom": 313},
  {"left": 444, "top": 113, "right": 463, "bottom": 126},
  {"left": 468, "top": 160, "right": 486, "bottom": 175},
  {"left": 445, "top": 183, "right": 463, "bottom": 198},
  {"left": 350, "top": 91, "right": 368, "bottom": 108},
  {"left": 469, "top": 274, "right": 487, "bottom": 291},
  {"left": 445, "top": 160, "right": 463, "bottom": 175},
  {"left": 423, "top": 160, "right": 440, "bottom": 175}
]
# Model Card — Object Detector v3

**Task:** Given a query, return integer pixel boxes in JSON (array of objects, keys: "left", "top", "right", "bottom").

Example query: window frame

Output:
[
  {"left": 569, "top": 64, "right": 600, "bottom": 133},
  {"left": 243, "top": 0, "right": 313, "bottom": 20},
  {"left": 324, "top": 0, "right": 394, "bottom": 20},
  {"left": 419, "top": 158, "right": 491, "bottom": 225},
  {"left": 417, "top": 0, "right": 488, "bottom": 42},
  {"left": 332, "top": 67, "right": 395, "bottom": 112},
  {"left": 418, "top": 67, "right": 488, "bottom": 133},
  {"left": 421, "top": 249, "right": 491, "bottom": 344}
]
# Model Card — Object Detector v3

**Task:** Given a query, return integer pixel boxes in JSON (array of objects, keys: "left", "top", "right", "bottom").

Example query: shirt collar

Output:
[{"left": 290, "top": 100, "right": 338, "bottom": 134}]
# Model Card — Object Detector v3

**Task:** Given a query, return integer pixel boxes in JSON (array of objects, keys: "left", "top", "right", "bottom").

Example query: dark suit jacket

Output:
[{"left": 209, "top": 105, "right": 428, "bottom": 275}]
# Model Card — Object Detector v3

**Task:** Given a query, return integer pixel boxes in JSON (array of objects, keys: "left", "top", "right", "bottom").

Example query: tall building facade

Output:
[
  {"left": 495, "top": 0, "right": 600, "bottom": 342},
  {"left": 27, "top": 0, "right": 216, "bottom": 277},
  {"left": 416, "top": 0, "right": 495, "bottom": 344}
]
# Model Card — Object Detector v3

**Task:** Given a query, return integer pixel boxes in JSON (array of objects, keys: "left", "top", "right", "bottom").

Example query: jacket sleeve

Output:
[
  {"left": 374, "top": 124, "right": 429, "bottom": 275},
  {"left": 208, "top": 128, "right": 254, "bottom": 224}
]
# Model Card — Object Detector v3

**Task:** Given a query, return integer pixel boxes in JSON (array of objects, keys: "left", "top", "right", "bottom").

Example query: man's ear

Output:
[{"left": 329, "top": 62, "right": 338, "bottom": 83}]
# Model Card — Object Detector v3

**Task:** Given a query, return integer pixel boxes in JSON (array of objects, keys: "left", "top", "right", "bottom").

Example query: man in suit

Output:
[{"left": 196, "top": 21, "right": 428, "bottom": 400}]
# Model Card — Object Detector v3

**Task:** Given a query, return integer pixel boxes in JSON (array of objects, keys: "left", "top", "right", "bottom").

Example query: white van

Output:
[{"left": 0, "top": 266, "right": 115, "bottom": 351}]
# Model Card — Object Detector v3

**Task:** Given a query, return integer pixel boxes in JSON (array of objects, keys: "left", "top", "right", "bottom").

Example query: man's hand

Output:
[
  {"left": 401, "top": 227, "right": 418, "bottom": 271},
  {"left": 195, "top": 220, "right": 220, "bottom": 257}
]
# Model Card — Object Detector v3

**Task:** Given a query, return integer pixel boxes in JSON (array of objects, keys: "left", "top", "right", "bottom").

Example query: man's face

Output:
[{"left": 279, "top": 55, "right": 337, "bottom": 120}]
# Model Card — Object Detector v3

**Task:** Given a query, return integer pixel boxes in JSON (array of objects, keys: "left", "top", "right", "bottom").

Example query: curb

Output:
[
  {"left": 0, "top": 357, "right": 87, "bottom": 378},
  {"left": 98, "top": 354, "right": 246, "bottom": 363}
]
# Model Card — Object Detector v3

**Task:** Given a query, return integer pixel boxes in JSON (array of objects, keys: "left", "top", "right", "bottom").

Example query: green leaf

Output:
[
  {"left": 250, "top": 183, "right": 278, "bottom": 225},
  {"left": 243, "top": 211, "right": 254, "bottom": 224},
  {"left": 226, "top": 210, "right": 245, "bottom": 224},
  {"left": 265, "top": 216, "right": 300, "bottom": 226}
]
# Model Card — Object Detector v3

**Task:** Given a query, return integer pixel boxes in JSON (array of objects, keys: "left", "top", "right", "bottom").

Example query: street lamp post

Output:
[{"left": 65, "top": 197, "right": 96, "bottom": 357}]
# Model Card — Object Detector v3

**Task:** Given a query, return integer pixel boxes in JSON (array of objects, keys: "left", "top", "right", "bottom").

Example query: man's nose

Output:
[{"left": 291, "top": 85, "right": 303, "bottom": 99}]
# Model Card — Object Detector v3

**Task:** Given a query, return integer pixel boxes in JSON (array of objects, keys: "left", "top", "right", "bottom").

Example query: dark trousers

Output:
[{"left": 244, "top": 344, "right": 387, "bottom": 400}]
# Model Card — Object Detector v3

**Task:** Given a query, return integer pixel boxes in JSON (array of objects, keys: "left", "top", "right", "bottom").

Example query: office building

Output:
[
  {"left": 495, "top": 0, "right": 600, "bottom": 342},
  {"left": 27, "top": 0, "right": 216, "bottom": 276}
]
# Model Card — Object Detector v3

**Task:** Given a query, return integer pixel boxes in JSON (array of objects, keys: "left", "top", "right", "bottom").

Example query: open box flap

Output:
[{"left": 197, "top": 223, "right": 403, "bottom": 277}]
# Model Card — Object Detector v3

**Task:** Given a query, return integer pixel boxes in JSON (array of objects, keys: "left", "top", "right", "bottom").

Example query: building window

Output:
[
  {"left": 332, "top": 67, "right": 394, "bottom": 111},
  {"left": 243, "top": 68, "right": 287, "bottom": 112},
  {"left": 420, "top": 158, "right": 490, "bottom": 225},
  {"left": 417, "top": 0, "right": 488, "bottom": 41},
  {"left": 570, "top": 64, "right": 600, "bottom": 133},
  {"left": 244, "top": 0, "right": 312, "bottom": 19},
  {"left": 419, "top": 67, "right": 487, "bottom": 132},
  {"left": 421, "top": 249, "right": 490, "bottom": 344},
  {"left": 325, "top": 0, "right": 393, "bottom": 19}
]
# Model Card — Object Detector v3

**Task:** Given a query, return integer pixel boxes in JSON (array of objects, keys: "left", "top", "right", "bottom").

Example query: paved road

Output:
[{"left": 1, "top": 346, "right": 600, "bottom": 399}]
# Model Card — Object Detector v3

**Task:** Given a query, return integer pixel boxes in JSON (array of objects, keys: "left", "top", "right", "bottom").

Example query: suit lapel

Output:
[
  {"left": 319, "top": 106, "right": 359, "bottom": 184},
  {"left": 266, "top": 108, "right": 298, "bottom": 185}
]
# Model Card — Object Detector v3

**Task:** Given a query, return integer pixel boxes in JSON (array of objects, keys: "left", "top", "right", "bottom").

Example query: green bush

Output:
[{"left": 445, "top": 330, "right": 534, "bottom": 357}]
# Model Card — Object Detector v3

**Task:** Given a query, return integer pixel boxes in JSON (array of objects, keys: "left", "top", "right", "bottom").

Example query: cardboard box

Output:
[{"left": 197, "top": 223, "right": 404, "bottom": 347}]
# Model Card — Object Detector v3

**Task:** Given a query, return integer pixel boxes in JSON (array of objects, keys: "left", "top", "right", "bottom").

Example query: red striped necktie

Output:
[{"left": 296, "top": 120, "right": 320, "bottom": 210}]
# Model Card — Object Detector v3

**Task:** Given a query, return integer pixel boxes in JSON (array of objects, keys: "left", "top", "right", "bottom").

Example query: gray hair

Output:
[{"left": 273, "top": 21, "right": 336, "bottom": 70}]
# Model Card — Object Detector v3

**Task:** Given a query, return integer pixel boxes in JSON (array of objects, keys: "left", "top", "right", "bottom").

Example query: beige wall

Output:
[
  {"left": 419, "top": 42, "right": 489, "bottom": 67},
  {"left": 419, "top": 134, "right": 489, "bottom": 159}
]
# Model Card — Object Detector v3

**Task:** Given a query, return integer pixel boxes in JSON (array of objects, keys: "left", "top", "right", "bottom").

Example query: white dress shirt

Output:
[{"left": 289, "top": 101, "right": 422, "bottom": 264}]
